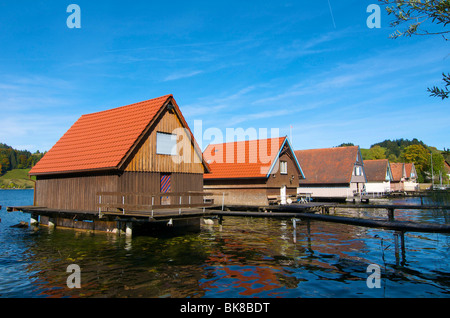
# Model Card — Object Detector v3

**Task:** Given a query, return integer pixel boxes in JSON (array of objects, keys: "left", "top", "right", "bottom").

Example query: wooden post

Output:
[
  {"left": 222, "top": 192, "right": 225, "bottom": 211},
  {"left": 387, "top": 208, "right": 395, "bottom": 221},
  {"left": 151, "top": 196, "right": 154, "bottom": 217},
  {"left": 125, "top": 222, "right": 133, "bottom": 237},
  {"left": 98, "top": 195, "right": 103, "bottom": 218}
]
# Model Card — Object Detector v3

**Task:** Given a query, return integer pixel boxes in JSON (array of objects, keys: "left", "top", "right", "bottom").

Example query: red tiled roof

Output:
[
  {"left": 404, "top": 163, "right": 415, "bottom": 178},
  {"left": 203, "top": 137, "right": 288, "bottom": 179},
  {"left": 390, "top": 162, "right": 405, "bottom": 182},
  {"left": 364, "top": 159, "right": 390, "bottom": 182},
  {"left": 30, "top": 95, "right": 186, "bottom": 175},
  {"left": 295, "top": 146, "right": 360, "bottom": 184}
]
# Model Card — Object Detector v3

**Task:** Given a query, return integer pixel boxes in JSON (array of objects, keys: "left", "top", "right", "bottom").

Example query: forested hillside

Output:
[
  {"left": 0, "top": 143, "right": 45, "bottom": 176},
  {"left": 339, "top": 139, "right": 449, "bottom": 183}
]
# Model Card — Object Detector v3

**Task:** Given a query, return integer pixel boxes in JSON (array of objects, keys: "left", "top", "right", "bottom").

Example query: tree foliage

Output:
[
  {"left": 380, "top": 0, "right": 450, "bottom": 99},
  {"left": 381, "top": 0, "right": 450, "bottom": 39},
  {"left": 0, "top": 143, "right": 45, "bottom": 176},
  {"left": 362, "top": 138, "right": 448, "bottom": 182}
]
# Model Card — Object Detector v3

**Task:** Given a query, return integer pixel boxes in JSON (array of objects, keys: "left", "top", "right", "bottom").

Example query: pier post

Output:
[
  {"left": 125, "top": 222, "right": 133, "bottom": 237},
  {"left": 387, "top": 208, "right": 395, "bottom": 221},
  {"left": 30, "top": 213, "right": 38, "bottom": 225}
]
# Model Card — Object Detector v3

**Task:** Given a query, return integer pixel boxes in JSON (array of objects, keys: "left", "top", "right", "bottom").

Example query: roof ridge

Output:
[{"left": 82, "top": 94, "right": 172, "bottom": 117}]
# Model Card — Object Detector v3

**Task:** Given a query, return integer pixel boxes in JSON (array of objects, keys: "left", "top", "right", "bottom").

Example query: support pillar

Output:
[{"left": 125, "top": 222, "right": 133, "bottom": 237}]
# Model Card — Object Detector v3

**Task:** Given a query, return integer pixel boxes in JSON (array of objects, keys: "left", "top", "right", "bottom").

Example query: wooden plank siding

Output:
[
  {"left": 125, "top": 107, "right": 204, "bottom": 174},
  {"left": 35, "top": 173, "right": 119, "bottom": 212},
  {"left": 35, "top": 172, "right": 204, "bottom": 212}
]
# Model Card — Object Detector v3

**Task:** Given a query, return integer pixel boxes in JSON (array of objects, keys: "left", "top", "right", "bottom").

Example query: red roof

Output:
[
  {"left": 364, "top": 159, "right": 391, "bottom": 182},
  {"left": 295, "top": 146, "right": 361, "bottom": 184},
  {"left": 390, "top": 163, "right": 405, "bottom": 182},
  {"left": 30, "top": 95, "right": 202, "bottom": 175},
  {"left": 203, "top": 137, "right": 293, "bottom": 179}
]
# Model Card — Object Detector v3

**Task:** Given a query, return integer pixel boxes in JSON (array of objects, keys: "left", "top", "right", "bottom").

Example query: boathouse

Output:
[
  {"left": 28, "top": 95, "right": 210, "bottom": 231},
  {"left": 294, "top": 146, "right": 367, "bottom": 202},
  {"left": 390, "top": 162, "right": 406, "bottom": 192},
  {"left": 203, "top": 137, "right": 305, "bottom": 206},
  {"left": 363, "top": 159, "right": 393, "bottom": 194},
  {"left": 404, "top": 163, "right": 419, "bottom": 192}
]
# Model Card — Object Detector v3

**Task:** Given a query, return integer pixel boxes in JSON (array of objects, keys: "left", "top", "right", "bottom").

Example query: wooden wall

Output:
[
  {"left": 35, "top": 172, "right": 204, "bottom": 211},
  {"left": 35, "top": 173, "right": 119, "bottom": 211},
  {"left": 125, "top": 108, "right": 204, "bottom": 174}
]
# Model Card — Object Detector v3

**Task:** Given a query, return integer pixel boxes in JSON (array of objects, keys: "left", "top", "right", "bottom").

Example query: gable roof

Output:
[
  {"left": 364, "top": 159, "right": 392, "bottom": 182},
  {"left": 295, "top": 146, "right": 362, "bottom": 184},
  {"left": 404, "top": 163, "right": 416, "bottom": 179},
  {"left": 390, "top": 162, "right": 406, "bottom": 182},
  {"left": 203, "top": 137, "right": 304, "bottom": 179},
  {"left": 30, "top": 95, "right": 208, "bottom": 176}
]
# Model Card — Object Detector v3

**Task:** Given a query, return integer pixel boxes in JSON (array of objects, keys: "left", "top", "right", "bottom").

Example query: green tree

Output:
[
  {"left": 368, "top": 145, "right": 387, "bottom": 159},
  {"left": 402, "top": 144, "right": 430, "bottom": 181},
  {"left": 380, "top": 0, "right": 450, "bottom": 99}
]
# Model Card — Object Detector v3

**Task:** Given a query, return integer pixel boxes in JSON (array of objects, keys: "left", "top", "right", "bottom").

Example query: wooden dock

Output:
[
  {"left": 7, "top": 201, "right": 450, "bottom": 235},
  {"left": 211, "top": 203, "right": 450, "bottom": 234},
  {"left": 7, "top": 201, "right": 215, "bottom": 236}
]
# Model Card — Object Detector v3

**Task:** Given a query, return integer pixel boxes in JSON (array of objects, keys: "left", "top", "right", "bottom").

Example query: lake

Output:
[{"left": 0, "top": 189, "right": 449, "bottom": 298}]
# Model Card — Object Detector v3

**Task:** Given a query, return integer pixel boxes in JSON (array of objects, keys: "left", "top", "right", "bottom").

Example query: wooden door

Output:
[{"left": 160, "top": 174, "right": 171, "bottom": 205}]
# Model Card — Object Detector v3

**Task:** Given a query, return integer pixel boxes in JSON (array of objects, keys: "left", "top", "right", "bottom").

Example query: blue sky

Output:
[{"left": 0, "top": 0, "right": 448, "bottom": 153}]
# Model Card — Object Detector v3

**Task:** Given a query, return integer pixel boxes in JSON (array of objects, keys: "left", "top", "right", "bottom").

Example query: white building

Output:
[{"left": 364, "top": 159, "right": 393, "bottom": 194}]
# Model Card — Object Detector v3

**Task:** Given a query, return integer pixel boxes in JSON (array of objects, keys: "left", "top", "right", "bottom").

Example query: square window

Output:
[{"left": 156, "top": 132, "right": 177, "bottom": 155}]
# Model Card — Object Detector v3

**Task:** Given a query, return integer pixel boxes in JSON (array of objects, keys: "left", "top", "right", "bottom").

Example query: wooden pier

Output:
[
  {"left": 7, "top": 191, "right": 216, "bottom": 236},
  {"left": 211, "top": 203, "right": 450, "bottom": 234},
  {"left": 7, "top": 198, "right": 450, "bottom": 235}
]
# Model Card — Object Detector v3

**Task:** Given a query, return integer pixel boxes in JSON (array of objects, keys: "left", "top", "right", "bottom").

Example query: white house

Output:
[
  {"left": 294, "top": 146, "right": 367, "bottom": 202},
  {"left": 364, "top": 159, "right": 393, "bottom": 194}
]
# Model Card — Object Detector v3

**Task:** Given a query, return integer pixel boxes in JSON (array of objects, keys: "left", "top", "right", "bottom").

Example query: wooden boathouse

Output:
[
  {"left": 22, "top": 94, "right": 212, "bottom": 235},
  {"left": 363, "top": 159, "right": 393, "bottom": 195},
  {"left": 295, "top": 146, "right": 367, "bottom": 202},
  {"left": 203, "top": 136, "right": 305, "bottom": 206}
]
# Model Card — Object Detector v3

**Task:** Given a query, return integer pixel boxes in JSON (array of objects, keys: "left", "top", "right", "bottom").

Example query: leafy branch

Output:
[
  {"left": 380, "top": 0, "right": 450, "bottom": 99},
  {"left": 381, "top": 0, "right": 450, "bottom": 39},
  {"left": 427, "top": 72, "right": 450, "bottom": 98}
]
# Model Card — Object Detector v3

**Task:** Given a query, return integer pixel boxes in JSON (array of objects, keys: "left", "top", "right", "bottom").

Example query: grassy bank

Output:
[{"left": 0, "top": 169, "right": 35, "bottom": 189}]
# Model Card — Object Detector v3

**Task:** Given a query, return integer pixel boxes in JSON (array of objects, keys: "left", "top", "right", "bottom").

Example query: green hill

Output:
[{"left": 0, "top": 169, "right": 35, "bottom": 189}]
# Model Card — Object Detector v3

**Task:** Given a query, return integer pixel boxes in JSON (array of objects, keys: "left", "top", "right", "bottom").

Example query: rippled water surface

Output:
[{"left": 0, "top": 189, "right": 449, "bottom": 298}]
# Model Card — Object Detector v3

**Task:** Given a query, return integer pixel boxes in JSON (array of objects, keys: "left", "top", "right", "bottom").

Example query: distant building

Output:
[
  {"left": 404, "top": 163, "right": 419, "bottom": 192},
  {"left": 29, "top": 94, "right": 209, "bottom": 212},
  {"left": 445, "top": 161, "right": 450, "bottom": 182},
  {"left": 294, "top": 146, "right": 367, "bottom": 202},
  {"left": 390, "top": 162, "right": 407, "bottom": 192},
  {"left": 364, "top": 159, "right": 393, "bottom": 194},
  {"left": 203, "top": 137, "right": 305, "bottom": 206}
]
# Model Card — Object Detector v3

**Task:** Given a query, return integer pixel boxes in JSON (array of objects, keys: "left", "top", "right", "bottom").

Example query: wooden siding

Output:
[
  {"left": 35, "top": 171, "right": 204, "bottom": 211},
  {"left": 125, "top": 108, "right": 204, "bottom": 174},
  {"left": 266, "top": 146, "right": 301, "bottom": 191},
  {"left": 35, "top": 173, "right": 119, "bottom": 212}
]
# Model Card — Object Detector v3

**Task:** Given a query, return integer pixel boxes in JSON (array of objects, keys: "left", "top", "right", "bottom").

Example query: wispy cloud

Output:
[{"left": 163, "top": 70, "right": 204, "bottom": 81}]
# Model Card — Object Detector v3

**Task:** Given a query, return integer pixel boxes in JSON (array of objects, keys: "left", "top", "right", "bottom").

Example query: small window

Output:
[
  {"left": 156, "top": 132, "right": 177, "bottom": 155},
  {"left": 280, "top": 161, "right": 287, "bottom": 174},
  {"left": 354, "top": 166, "right": 362, "bottom": 176}
]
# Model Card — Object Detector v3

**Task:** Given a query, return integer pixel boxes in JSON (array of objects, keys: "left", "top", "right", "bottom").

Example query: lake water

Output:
[{"left": 0, "top": 189, "right": 449, "bottom": 298}]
